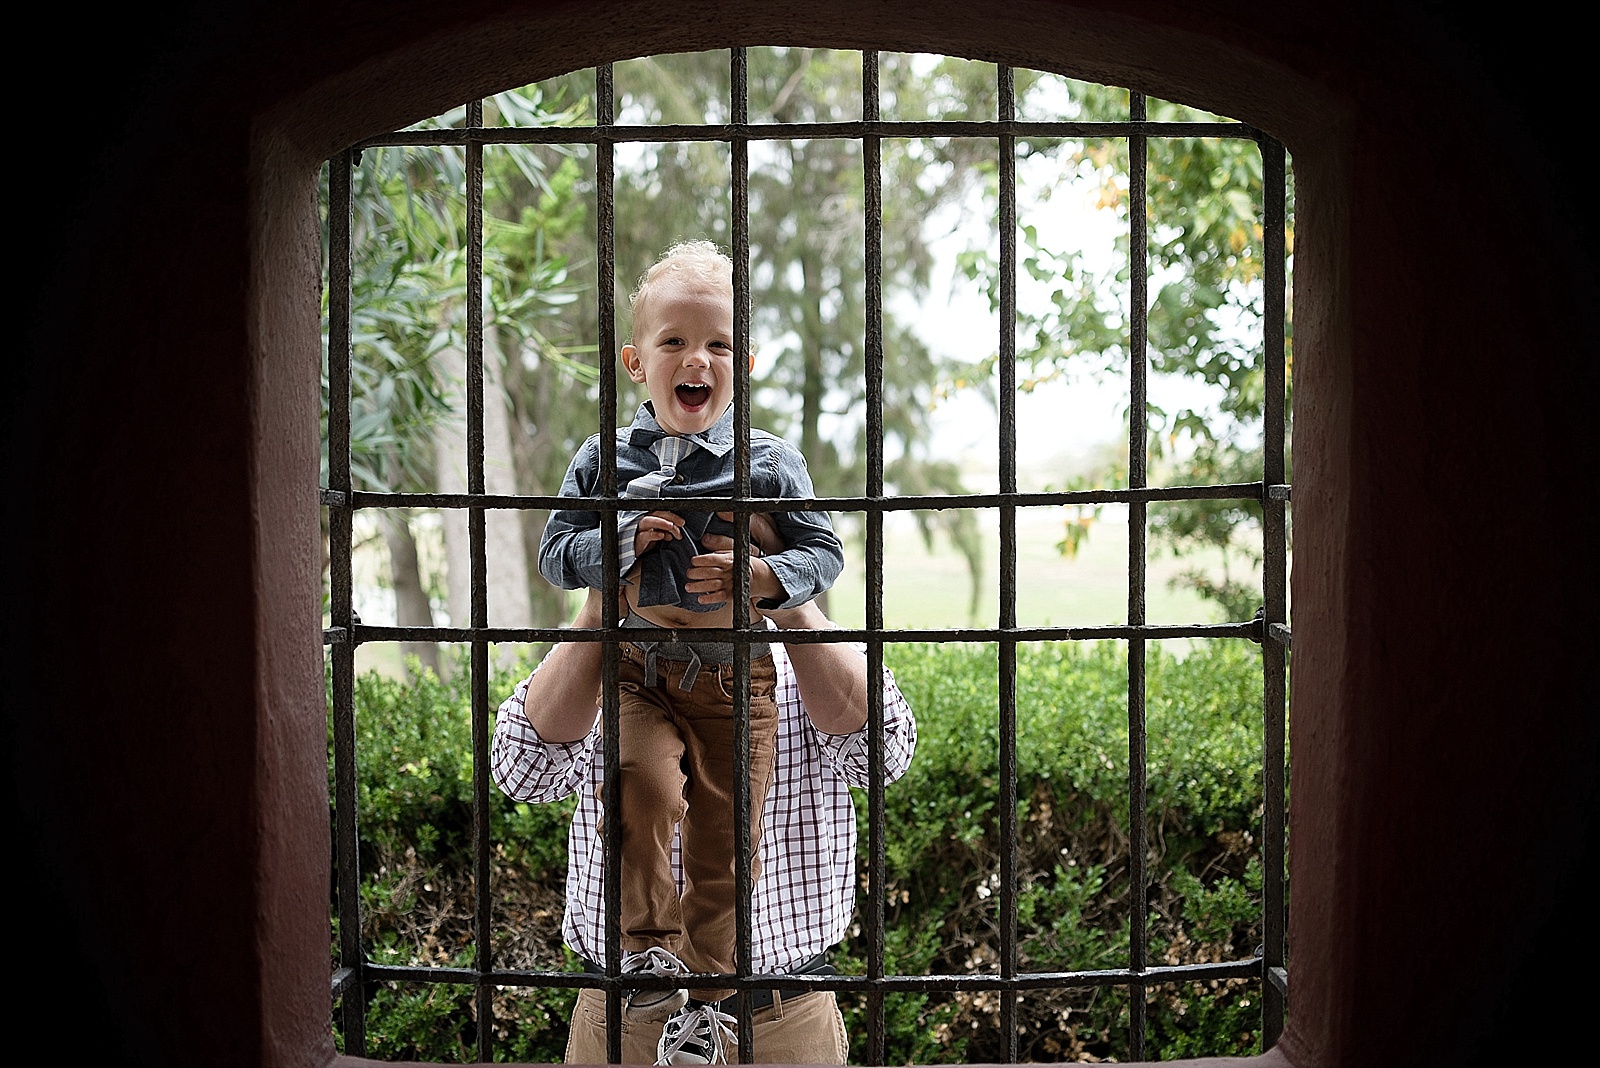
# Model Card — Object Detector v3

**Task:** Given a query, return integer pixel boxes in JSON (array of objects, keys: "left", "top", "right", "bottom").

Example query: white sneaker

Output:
[
  {"left": 621, "top": 947, "right": 690, "bottom": 1023},
  {"left": 656, "top": 1001, "right": 736, "bottom": 1065}
]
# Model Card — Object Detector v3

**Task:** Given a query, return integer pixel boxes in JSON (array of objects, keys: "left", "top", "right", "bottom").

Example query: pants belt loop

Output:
[
  {"left": 679, "top": 646, "right": 703, "bottom": 691},
  {"left": 633, "top": 640, "right": 660, "bottom": 688}
]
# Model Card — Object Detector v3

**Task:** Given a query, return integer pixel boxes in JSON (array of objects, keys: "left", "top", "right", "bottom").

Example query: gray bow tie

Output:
[{"left": 625, "top": 435, "right": 690, "bottom": 498}]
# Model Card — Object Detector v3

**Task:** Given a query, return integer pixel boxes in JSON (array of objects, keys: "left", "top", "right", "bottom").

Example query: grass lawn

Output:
[
  {"left": 350, "top": 503, "right": 1262, "bottom": 677},
  {"left": 825, "top": 504, "right": 1251, "bottom": 632}
]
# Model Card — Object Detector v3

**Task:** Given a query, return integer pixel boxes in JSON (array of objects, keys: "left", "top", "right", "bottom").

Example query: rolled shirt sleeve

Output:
[
  {"left": 814, "top": 656, "right": 918, "bottom": 789},
  {"left": 490, "top": 672, "right": 597, "bottom": 804}
]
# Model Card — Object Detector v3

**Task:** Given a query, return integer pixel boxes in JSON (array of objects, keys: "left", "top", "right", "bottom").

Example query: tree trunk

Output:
[
  {"left": 795, "top": 201, "right": 833, "bottom": 618},
  {"left": 496, "top": 322, "right": 572, "bottom": 631},
  {"left": 380, "top": 511, "right": 441, "bottom": 678},
  {"left": 436, "top": 331, "right": 534, "bottom": 667}
]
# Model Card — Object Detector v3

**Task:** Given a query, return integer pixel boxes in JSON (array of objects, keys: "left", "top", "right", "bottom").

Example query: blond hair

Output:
[{"left": 629, "top": 240, "right": 733, "bottom": 341}]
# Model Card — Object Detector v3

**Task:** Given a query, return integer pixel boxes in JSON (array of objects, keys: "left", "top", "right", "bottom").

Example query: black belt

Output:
[{"left": 581, "top": 954, "right": 835, "bottom": 1013}]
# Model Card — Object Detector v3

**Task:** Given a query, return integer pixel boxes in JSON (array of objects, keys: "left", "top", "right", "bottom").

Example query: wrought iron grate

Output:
[{"left": 323, "top": 49, "right": 1290, "bottom": 1065}]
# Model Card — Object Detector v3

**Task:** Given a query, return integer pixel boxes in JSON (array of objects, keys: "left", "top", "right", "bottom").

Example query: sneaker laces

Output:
[
  {"left": 623, "top": 946, "right": 688, "bottom": 979},
  {"left": 657, "top": 1002, "right": 736, "bottom": 1065}
]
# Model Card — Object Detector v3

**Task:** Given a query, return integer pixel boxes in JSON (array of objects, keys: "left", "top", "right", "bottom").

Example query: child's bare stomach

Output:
[{"left": 625, "top": 585, "right": 736, "bottom": 631}]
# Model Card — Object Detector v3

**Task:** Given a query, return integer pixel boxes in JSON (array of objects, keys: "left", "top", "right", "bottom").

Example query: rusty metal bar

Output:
[
  {"left": 365, "top": 954, "right": 1263, "bottom": 989},
  {"left": 326, "top": 147, "right": 366, "bottom": 1057},
  {"left": 861, "top": 48, "right": 890, "bottom": 1068},
  {"left": 351, "top": 620, "right": 1266, "bottom": 645},
  {"left": 1260, "top": 136, "right": 1289, "bottom": 1048},
  {"left": 347, "top": 481, "right": 1273, "bottom": 512},
  {"left": 595, "top": 59, "right": 625, "bottom": 1068},
  {"left": 463, "top": 97, "right": 498, "bottom": 1064},
  {"left": 1126, "top": 89, "right": 1150, "bottom": 1062},
  {"left": 996, "top": 62, "right": 1021, "bottom": 1065},
  {"left": 356, "top": 118, "right": 1265, "bottom": 150},
  {"left": 729, "top": 45, "right": 759, "bottom": 1065}
]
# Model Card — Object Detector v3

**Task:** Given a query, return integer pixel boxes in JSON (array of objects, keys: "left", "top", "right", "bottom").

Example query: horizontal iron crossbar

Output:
[
  {"left": 350, "top": 956, "right": 1263, "bottom": 992},
  {"left": 326, "top": 621, "right": 1264, "bottom": 646},
  {"left": 356, "top": 118, "right": 1261, "bottom": 151},
  {"left": 325, "top": 482, "right": 1273, "bottom": 512}
]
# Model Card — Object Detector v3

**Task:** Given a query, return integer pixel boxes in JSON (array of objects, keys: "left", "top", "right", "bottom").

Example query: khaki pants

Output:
[
  {"left": 614, "top": 642, "right": 779, "bottom": 1003},
  {"left": 563, "top": 988, "right": 849, "bottom": 1064}
]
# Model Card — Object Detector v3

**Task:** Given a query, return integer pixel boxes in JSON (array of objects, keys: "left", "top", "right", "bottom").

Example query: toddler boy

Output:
[{"left": 538, "top": 241, "right": 843, "bottom": 1064}]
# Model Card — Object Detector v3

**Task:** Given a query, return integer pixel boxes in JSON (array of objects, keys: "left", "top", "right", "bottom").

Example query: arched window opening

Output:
[{"left": 321, "top": 47, "right": 1290, "bottom": 1064}]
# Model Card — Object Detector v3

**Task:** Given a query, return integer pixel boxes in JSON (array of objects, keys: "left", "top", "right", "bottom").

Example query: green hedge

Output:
[
  {"left": 331, "top": 640, "right": 1277, "bottom": 1062},
  {"left": 845, "top": 641, "right": 1269, "bottom": 1063},
  {"left": 329, "top": 653, "right": 579, "bottom": 1061}
]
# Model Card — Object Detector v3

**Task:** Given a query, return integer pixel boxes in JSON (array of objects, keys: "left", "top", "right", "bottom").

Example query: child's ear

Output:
[
  {"left": 621, "top": 345, "right": 647, "bottom": 383},
  {"left": 747, "top": 353, "right": 756, "bottom": 373}
]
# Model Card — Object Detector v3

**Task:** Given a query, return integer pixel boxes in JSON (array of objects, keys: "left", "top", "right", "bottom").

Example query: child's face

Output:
[{"left": 622, "top": 276, "right": 751, "bottom": 436}]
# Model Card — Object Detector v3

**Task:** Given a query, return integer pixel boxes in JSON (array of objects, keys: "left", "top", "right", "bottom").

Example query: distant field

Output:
[
  {"left": 349, "top": 503, "right": 1261, "bottom": 677},
  {"left": 825, "top": 505, "right": 1246, "bottom": 632}
]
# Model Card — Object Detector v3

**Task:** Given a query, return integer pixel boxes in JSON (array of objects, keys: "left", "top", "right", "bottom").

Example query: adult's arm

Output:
[
  {"left": 519, "top": 588, "right": 608, "bottom": 743},
  {"left": 489, "top": 589, "right": 609, "bottom": 802},
  {"left": 761, "top": 599, "right": 869, "bottom": 736},
  {"left": 770, "top": 608, "right": 916, "bottom": 789}
]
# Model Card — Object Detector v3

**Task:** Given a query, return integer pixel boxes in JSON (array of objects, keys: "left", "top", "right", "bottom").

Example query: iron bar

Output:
[
  {"left": 356, "top": 118, "right": 1265, "bottom": 150},
  {"left": 730, "top": 45, "right": 758, "bottom": 1064},
  {"left": 347, "top": 481, "right": 1272, "bottom": 512},
  {"left": 1260, "top": 137, "right": 1290, "bottom": 1048},
  {"left": 596, "top": 59, "right": 624, "bottom": 1068},
  {"left": 463, "top": 96, "right": 498, "bottom": 1065},
  {"left": 1126, "top": 89, "right": 1150, "bottom": 1063},
  {"left": 326, "top": 147, "right": 366, "bottom": 1057},
  {"left": 862, "top": 46, "right": 890, "bottom": 1068},
  {"left": 997, "top": 62, "right": 1021, "bottom": 1065},
  {"left": 349, "top": 621, "right": 1265, "bottom": 645},
  {"left": 361, "top": 956, "right": 1264, "bottom": 990}
]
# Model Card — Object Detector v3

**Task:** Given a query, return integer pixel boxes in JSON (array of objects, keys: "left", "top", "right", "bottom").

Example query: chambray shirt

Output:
[{"left": 539, "top": 403, "right": 843, "bottom": 612}]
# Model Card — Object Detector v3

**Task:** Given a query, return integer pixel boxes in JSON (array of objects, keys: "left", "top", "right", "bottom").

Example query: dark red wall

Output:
[{"left": 8, "top": 4, "right": 1592, "bottom": 1066}]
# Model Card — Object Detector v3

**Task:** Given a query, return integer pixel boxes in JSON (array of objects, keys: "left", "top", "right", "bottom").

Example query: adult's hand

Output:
[
  {"left": 687, "top": 511, "right": 785, "bottom": 606},
  {"left": 699, "top": 512, "right": 869, "bottom": 736}
]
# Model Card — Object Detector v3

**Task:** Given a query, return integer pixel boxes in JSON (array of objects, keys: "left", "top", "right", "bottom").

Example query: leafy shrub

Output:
[
  {"left": 329, "top": 650, "right": 576, "bottom": 1060},
  {"left": 331, "top": 640, "right": 1279, "bottom": 1062},
  {"left": 840, "top": 640, "right": 1271, "bottom": 1062}
]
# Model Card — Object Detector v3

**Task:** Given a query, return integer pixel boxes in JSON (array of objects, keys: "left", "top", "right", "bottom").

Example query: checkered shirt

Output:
[{"left": 490, "top": 641, "right": 917, "bottom": 974}]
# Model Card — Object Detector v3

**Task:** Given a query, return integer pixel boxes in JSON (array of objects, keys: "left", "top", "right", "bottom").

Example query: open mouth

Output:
[{"left": 675, "top": 383, "right": 712, "bottom": 409}]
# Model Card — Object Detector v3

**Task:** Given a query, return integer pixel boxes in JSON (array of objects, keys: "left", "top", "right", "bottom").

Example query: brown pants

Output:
[
  {"left": 563, "top": 988, "right": 849, "bottom": 1065},
  {"left": 614, "top": 642, "right": 779, "bottom": 1003}
]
